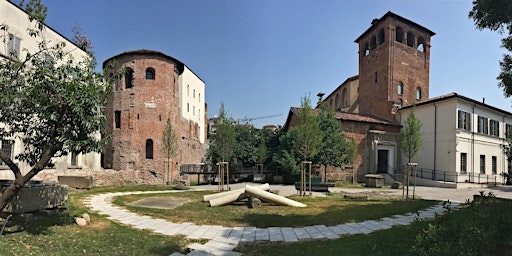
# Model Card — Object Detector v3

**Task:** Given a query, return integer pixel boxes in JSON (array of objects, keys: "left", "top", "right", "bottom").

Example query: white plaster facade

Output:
[
  {"left": 399, "top": 93, "right": 510, "bottom": 184},
  {"left": 0, "top": 0, "right": 100, "bottom": 178},
  {"left": 179, "top": 65, "right": 206, "bottom": 143}
]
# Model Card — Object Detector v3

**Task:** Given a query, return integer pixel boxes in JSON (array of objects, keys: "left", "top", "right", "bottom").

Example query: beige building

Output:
[{"left": 0, "top": 0, "right": 100, "bottom": 179}]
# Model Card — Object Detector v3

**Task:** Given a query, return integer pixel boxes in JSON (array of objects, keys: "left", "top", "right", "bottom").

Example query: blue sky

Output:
[{"left": 29, "top": 0, "right": 509, "bottom": 128}]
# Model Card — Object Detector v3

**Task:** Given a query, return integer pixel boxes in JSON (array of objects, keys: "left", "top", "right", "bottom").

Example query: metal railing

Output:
[{"left": 407, "top": 167, "right": 498, "bottom": 184}]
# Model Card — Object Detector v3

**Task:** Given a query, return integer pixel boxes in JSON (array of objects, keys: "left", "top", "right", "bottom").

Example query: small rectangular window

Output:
[
  {"left": 477, "top": 116, "right": 488, "bottom": 134},
  {"left": 0, "top": 140, "right": 13, "bottom": 166},
  {"left": 7, "top": 33, "right": 21, "bottom": 59},
  {"left": 70, "top": 152, "right": 78, "bottom": 167},
  {"left": 492, "top": 156, "right": 497, "bottom": 175},
  {"left": 507, "top": 124, "right": 512, "bottom": 138},
  {"left": 115, "top": 111, "right": 121, "bottom": 129},
  {"left": 458, "top": 110, "right": 471, "bottom": 131},
  {"left": 480, "top": 155, "right": 486, "bottom": 174},
  {"left": 460, "top": 153, "right": 467, "bottom": 174},
  {"left": 490, "top": 120, "right": 499, "bottom": 137}
]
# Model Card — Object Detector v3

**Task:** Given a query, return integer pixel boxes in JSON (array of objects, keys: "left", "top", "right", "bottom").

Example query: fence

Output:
[{"left": 406, "top": 167, "right": 498, "bottom": 184}]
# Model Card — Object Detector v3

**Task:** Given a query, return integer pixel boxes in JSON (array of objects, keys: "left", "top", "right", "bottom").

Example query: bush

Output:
[{"left": 412, "top": 193, "right": 512, "bottom": 255}]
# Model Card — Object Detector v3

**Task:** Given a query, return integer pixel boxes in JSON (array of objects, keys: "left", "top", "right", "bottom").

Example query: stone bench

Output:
[{"left": 58, "top": 176, "right": 94, "bottom": 189}]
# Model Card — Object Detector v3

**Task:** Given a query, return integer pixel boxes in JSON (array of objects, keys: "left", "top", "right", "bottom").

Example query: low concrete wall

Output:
[
  {"left": 2, "top": 184, "right": 68, "bottom": 213},
  {"left": 58, "top": 176, "right": 95, "bottom": 189}
]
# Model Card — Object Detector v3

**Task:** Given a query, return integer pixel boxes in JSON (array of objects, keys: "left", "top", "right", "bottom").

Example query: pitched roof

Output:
[
  {"left": 102, "top": 49, "right": 185, "bottom": 74},
  {"left": 284, "top": 107, "right": 398, "bottom": 130},
  {"left": 355, "top": 11, "right": 435, "bottom": 43},
  {"left": 399, "top": 92, "right": 512, "bottom": 116}
]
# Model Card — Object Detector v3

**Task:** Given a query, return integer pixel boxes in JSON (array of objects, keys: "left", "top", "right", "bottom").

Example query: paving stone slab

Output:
[
  {"left": 255, "top": 228, "right": 269, "bottom": 241},
  {"left": 314, "top": 225, "right": 338, "bottom": 239},
  {"left": 240, "top": 226, "right": 256, "bottom": 242},
  {"left": 212, "top": 228, "right": 233, "bottom": 242},
  {"left": 168, "top": 252, "right": 186, "bottom": 256},
  {"left": 281, "top": 227, "right": 299, "bottom": 242},
  {"left": 268, "top": 227, "right": 284, "bottom": 242},
  {"left": 201, "top": 225, "right": 224, "bottom": 240},
  {"left": 205, "top": 240, "right": 238, "bottom": 251},
  {"left": 188, "top": 225, "right": 213, "bottom": 240},
  {"left": 226, "top": 227, "right": 244, "bottom": 244},
  {"left": 293, "top": 227, "right": 312, "bottom": 240},
  {"left": 304, "top": 226, "right": 325, "bottom": 239}
]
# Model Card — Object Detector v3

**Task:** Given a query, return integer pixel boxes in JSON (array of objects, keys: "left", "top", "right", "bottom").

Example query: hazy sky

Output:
[{"left": 27, "top": 0, "right": 509, "bottom": 127}]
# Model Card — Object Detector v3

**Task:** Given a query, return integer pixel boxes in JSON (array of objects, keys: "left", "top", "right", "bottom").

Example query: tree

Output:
[
  {"left": 469, "top": 0, "right": 512, "bottom": 98},
  {"left": 0, "top": 1, "right": 112, "bottom": 211},
  {"left": 315, "top": 103, "right": 349, "bottom": 182},
  {"left": 207, "top": 103, "right": 236, "bottom": 163},
  {"left": 162, "top": 118, "right": 179, "bottom": 184},
  {"left": 501, "top": 132, "right": 512, "bottom": 184},
  {"left": 293, "top": 94, "right": 322, "bottom": 162},
  {"left": 399, "top": 108, "right": 423, "bottom": 163},
  {"left": 256, "top": 136, "right": 268, "bottom": 165}
]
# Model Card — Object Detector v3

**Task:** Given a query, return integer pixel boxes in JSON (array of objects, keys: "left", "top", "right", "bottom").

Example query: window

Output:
[
  {"left": 7, "top": 33, "right": 21, "bottom": 59},
  {"left": 397, "top": 98, "right": 403, "bottom": 106},
  {"left": 187, "top": 85, "right": 190, "bottom": 96},
  {"left": 480, "top": 155, "right": 486, "bottom": 174},
  {"left": 507, "top": 124, "right": 512, "bottom": 138},
  {"left": 478, "top": 116, "right": 489, "bottom": 134},
  {"left": 378, "top": 28, "right": 385, "bottom": 45},
  {"left": 71, "top": 152, "right": 78, "bottom": 167},
  {"left": 458, "top": 110, "right": 471, "bottom": 131},
  {"left": 125, "top": 68, "right": 133, "bottom": 89},
  {"left": 374, "top": 72, "right": 378, "bottom": 84},
  {"left": 0, "top": 140, "right": 13, "bottom": 166},
  {"left": 370, "top": 35, "right": 377, "bottom": 50},
  {"left": 395, "top": 27, "right": 404, "bottom": 43},
  {"left": 363, "top": 42, "right": 369, "bottom": 56},
  {"left": 397, "top": 83, "right": 403, "bottom": 96},
  {"left": 145, "top": 139, "right": 153, "bottom": 159},
  {"left": 115, "top": 111, "right": 121, "bottom": 129},
  {"left": 193, "top": 89, "right": 196, "bottom": 98},
  {"left": 416, "top": 88, "right": 421, "bottom": 100},
  {"left": 407, "top": 32, "right": 415, "bottom": 47},
  {"left": 490, "top": 119, "right": 499, "bottom": 137},
  {"left": 492, "top": 156, "right": 497, "bottom": 175},
  {"left": 460, "top": 153, "right": 467, "bottom": 174},
  {"left": 417, "top": 37, "right": 426, "bottom": 52},
  {"left": 187, "top": 103, "right": 189, "bottom": 113},
  {"left": 145, "top": 68, "right": 155, "bottom": 80},
  {"left": 341, "top": 88, "right": 348, "bottom": 107},
  {"left": 199, "top": 93, "right": 201, "bottom": 102}
]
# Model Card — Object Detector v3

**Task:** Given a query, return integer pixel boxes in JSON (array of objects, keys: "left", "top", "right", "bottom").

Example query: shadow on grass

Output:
[
  {"left": 2, "top": 210, "right": 75, "bottom": 236},
  {"left": 232, "top": 200, "right": 436, "bottom": 228}
]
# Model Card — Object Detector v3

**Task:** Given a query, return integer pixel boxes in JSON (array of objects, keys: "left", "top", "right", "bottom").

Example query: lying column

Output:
[
  {"left": 203, "top": 183, "right": 270, "bottom": 202},
  {"left": 245, "top": 185, "right": 307, "bottom": 207}
]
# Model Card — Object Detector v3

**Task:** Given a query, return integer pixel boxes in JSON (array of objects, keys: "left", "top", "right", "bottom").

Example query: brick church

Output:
[{"left": 285, "top": 11, "right": 435, "bottom": 181}]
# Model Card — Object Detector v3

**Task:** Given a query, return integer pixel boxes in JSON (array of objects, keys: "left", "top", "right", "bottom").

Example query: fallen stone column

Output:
[
  {"left": 245, "top": 185, "right": 307, "bottom": 207},
  {"left": 203, "top": 183, "right": 270, "bottom": 202}
]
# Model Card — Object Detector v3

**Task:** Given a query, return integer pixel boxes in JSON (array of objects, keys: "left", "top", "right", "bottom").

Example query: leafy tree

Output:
[
  {"left": 293, "top": 94, "right": 322, "bottom": 162},
  {"left": 207, "top": 103, "right": 236, "bottom": 164},
  {"left": 501, "top": 132, "right": 512, "bottom": 184},
  {"left": 400, "top": 108, "right": 423, "bottom": 163},
  {"left": 231, "top": 124, "right": 258, "bottom": 171},
  {"left": 256, "top": 136, "right": 268, "bottom": 165},
  {"left": 314, "top": 103, "right": 349, "bottom": 181},
  {"left": 273, "top": 127, "right": 300, "bottom": 175},
  {"left": 0, "top": 1, "right": 112, "bottom": 211},
  {"left": 162, "top": 118, "right": 179, "bottom": 183},
  {"left": 469, "top": 0, "right": 512, "bottom": 97}
]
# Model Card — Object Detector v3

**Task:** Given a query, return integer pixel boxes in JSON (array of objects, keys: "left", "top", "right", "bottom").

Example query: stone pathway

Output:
[{"left": 84, "top": 190, "right": 459, "bottom": 256}]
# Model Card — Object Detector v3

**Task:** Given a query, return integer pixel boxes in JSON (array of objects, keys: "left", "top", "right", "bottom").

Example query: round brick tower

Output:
[{"left": 102, "top": 50, "right": 205, "bottom": 184}]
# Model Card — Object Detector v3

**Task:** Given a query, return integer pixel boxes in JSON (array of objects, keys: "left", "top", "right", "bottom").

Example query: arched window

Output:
[
  {"left": 329, "top": 99, "right": 334, "bottom": 109},
  {"left": 397, "top": 98, "right": 403, "bottom": 106},
  {"left": 417, "top": 36, "right": 425, "bottom": 52},
  {"left": 407, "top": 32, "right": 415, "bottom": 47},
  {"left": 416, "top": 88, "right": 422, "bottom": 100},
  {"left": 341, "top": 88, "right": 348, "bottom": 107},
  {"left": 125, "top": 68, "right": 133, "bottom": 89},
  {"left": 363, "top": 42, "right": 369, "bottom": 56},
  {"left": 145, "top": 139, "right": 153, "bottom": 159},
  {"left": 378, "top": 28, "right": 385, "bottom": 45},
  {"left": 370, "top": 35, "right": 377, "bottom": 50},
  {"left": 146, "top": 68, "right": 155, "bottom": 80},
  {"left": 397, "top": 82, "right": 403, "bottom": 96},
  {"left": 335, "top": 93, "right": 341, "bottom": 110},
  {"left": 395, "top": 27, "right": 404, "bottom": 43}
]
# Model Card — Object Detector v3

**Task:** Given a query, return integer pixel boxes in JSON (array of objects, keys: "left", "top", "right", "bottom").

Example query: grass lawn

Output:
[
  {"left": 0, "top": 185, "right": 440, "bottom": 255},
  {"left": 113, "top": 191, "right": 438, "bottom": 228}
]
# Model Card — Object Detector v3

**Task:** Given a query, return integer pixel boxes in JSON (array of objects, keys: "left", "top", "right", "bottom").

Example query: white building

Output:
[
  {"left": 399, "top": 93, "right": 511, "bottom": 186},
  {"left": 179, "top": 65, "right": 206, "bottom": 144},
  {"left": 0, "top": 0, "right": 100, "bottom": 178}
]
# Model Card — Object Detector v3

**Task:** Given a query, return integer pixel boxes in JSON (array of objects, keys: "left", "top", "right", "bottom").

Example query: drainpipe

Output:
[
  {"left": 472, "top": 104, "right": 476, "bottom": 180},
  {"left": 434, "top": 103, "right": 437, "bottom": 172}
]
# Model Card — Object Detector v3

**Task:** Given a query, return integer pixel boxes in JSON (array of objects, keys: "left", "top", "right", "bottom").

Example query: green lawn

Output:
[{"left": 0, "top": 185, "right": 440, "bottom": 255}]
